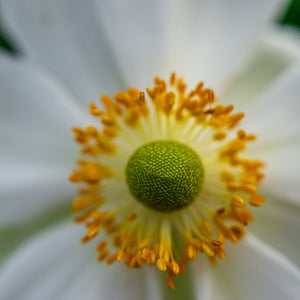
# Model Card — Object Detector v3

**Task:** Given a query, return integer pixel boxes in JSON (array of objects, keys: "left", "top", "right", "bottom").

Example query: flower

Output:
[{"left": 0, "top": 0, "right": 300, "bottom": 300}]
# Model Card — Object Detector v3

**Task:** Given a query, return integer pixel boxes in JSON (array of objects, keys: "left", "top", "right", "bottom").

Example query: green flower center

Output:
[{"left": 125, "top": 140, "right": 204, "bottom": 212}]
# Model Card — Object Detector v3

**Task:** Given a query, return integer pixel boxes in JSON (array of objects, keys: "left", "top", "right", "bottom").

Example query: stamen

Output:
[{"left": 70, "top": 72, "right": 265, "bottom": 289}]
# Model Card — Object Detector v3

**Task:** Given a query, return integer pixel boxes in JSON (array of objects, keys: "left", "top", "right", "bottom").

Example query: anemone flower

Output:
[{"left": 0, "top": 0, "right": 300, "bottom": 300}]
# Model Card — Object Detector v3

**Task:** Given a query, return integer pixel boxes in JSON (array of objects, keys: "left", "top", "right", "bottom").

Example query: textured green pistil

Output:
[{"left": 126, "top": 140, "right": 204, "bottom": 212}]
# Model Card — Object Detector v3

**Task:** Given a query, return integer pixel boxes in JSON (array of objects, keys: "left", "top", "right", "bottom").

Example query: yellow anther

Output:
[
  {"left": 85, "top": 126, "right": 98, "bottom": 137},
  {"left": 97, "top": 250, "right": 109, "bottom": 261},
  {"left": 102, "top": 115, "right": 116, "bottom": 126},
  {"left": 128, "top": 87, "right": 140, "bottom": 98},
  {"left": 147, "top": 250, "right": 156, "bottom": 265},
  {"left": 90, "top": 102, "right": 104, "bottom": 117},
  {"left": 72, "top": 127, "right": 87, "bottom": 143},
  {"left": 101, "top": 95, "right": 116, "bottom": 113},
  {"left": 211, "top": 240, "right": 223, "bottom": 247},
  {"left": 202, "top": 244, "right": 215, "bottom": 257},
  {"left": 128, "top": 255, "right": 137, "bottom": 268},
  {"left": 81, "top": 235, "right": 92, "bottom": 243},
  {"left": 213, "top": 131, "right": 227, "bottom": 140},
  {"left": 177, "top": 79, "right": 186, "bottom": 93},
  {"left": 72, "top": 196, "right": 101, "bottom": 213},
  {"left": 154, "top": 77, "right": 167, "bottom": 91},
  {"left": 222, "top": 105, "right": 234, "bottom": 114},
  {"left": 248, "top": 195, "right": 266, "bottom": 207},
  {"left": 114, "top": 93, "right": 130, "bottom": 107},
  {"left": 241, "top": 183, "right": 257, "bottom": 195},
  {"left": 231, "top": 195, "right": 244, "bottom": 208},
  {"left": 87, "top": 168, "right": 102, "bottom": 182},
  {"left": 138, "top": 91, "right": 145, "bottom": 103},
  {"left": 240, "top": 174, "right": 257, "bottom": 184},
  {"left": 226, "top": 181, "right": 240, "bottom": 191},
  {"left": 97, "top": 240, "right": 108, "bottom": 252},
  {"left": 169, "top": 261, "right": 180, "bottom": 275},
  {"left": 106, "top": 253, "right": 118, "bottom": 265},
  {"left": 228, "top": 112, "right": 245, "bottom": 128},
  {"left": 140, "top": 248, "right": 149, "bottom": 259},
  {"left": 136, "top": 251, "right": 146, "bottom": 267},
  {"left": 170, "top": 72, "right": 176, "bottom": 86},
  {"left": 246, "top": 134, "right": 256, "bottom": 141},
  {"left": 187, "top": 245, "right": 197, "bottom": 260},
  {"left": 237, "top": 129, "right": 246, "bottom": 139},
  {"left": 117, "top": 250, "right": 125, "bottom": 262},
  {"left": 87, "top": 227, "right": 100, "bottom": 238},
  {"left": 164, "top": 92, "right": 175, "bottom": 114},
  {"left": 157, "top": 258, "right": 167, "bottom": 271},
  {"left": 216, "top": 249, "right": 226, "bottom": 260}
]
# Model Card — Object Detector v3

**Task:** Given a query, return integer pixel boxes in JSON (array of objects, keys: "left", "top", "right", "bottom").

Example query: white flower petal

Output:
[
  {"left": 250, "top": 196, "right": 300, "bottom": 269},
  {"left": 0, "top": 0, "right": 125, "bottom": 102},
  {"left": 0, "top": 53, "right": 89, "bottom": 224},
  {"left": 0, "top": 0, "right": 290, "bottom": 95},
  {"left": 94, "top": 0, "right": 288, "bottom": 90},
  {"left": 0, "top": 222, "right": 162, "bottom": 300},
  {"left": 243, "top": 63, "right": 300, "bottom": 205},
  {"left": 168, "top": 0, "right": 288, "bottom": 89},
  {"left": 191, "top": 258, "right": 213, "bottom": 300},
  {"left": 260, "top": 144, "right": 300, "bottom": 206},
  {"left": 221, "top": 25, "right": 300, "bottom": 111},
  {"left": 0, "top": 164, "right": 73, "bottom": 226},
  {"left": 205, "top": 235, "right": 300, "bottom": 300},
  {"left": 244, "top": 62, "right": 300, "bottom": 144},
  {"left": 93, "top": 0, "right": 170, "bottom": 88}
]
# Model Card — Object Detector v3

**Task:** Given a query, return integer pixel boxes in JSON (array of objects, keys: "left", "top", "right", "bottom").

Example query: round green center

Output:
[{"left": 125, "top": 140, "right": 204, "bottom": 212}]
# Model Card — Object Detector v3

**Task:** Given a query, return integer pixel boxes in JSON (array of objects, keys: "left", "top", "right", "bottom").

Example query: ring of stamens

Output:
[{"left": 70, "top": 72, "right": 265, "bottom": 290}]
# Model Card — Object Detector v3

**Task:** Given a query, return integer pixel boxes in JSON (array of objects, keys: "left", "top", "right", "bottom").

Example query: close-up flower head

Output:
[{"left": 0, "top": 0, "right": 300, "bottom": 299}]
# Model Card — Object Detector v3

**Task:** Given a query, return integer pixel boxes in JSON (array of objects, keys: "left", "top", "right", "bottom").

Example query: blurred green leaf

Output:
[
  {"left": 281, "top": 0, "right": 300, "bottom": 27},
  {"left": 0, "top": 32, "right": 17, "bottom": 53}
]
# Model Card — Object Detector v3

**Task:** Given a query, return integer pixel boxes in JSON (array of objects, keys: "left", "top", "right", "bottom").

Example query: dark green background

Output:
[{"left": 0, "top": 0, "right": 300, "bottom": 54}]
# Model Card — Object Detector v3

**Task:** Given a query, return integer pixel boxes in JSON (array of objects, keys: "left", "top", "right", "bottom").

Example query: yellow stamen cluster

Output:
[{"left": 70, "top": 73, "right": 265, "bottom": 289}]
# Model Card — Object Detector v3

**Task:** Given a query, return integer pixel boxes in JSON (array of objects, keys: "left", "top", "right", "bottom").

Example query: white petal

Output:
[
  {"left": 95, "top": 0, "right": 288, "bottom": 90},
  {"left": 191, "top": 258, "right": 213, "bottom": 300},
  {"left": 244, "top": 62, "right": 300, "bottom": 144},
  {"left": 221, "top": 25, "right": 300, "bottom": 111},
  {"left": 167, "top": 0, "right": 289, "bottom": 89},
  {"left": 93, "top": 0, "right": 170, "bottom": 88},
  {"left": 250, "top": 196, "right": 300, "bottom": 268},
  {"left": 0, "top": 0, "right": 125, "bottom": 102},
  {"left": 206, "top": 235, "right": 300, "bottom": 300},
  {"left": 260, "top": 144, "right": 300, "bottom": 205},
  {"left": 0, "top": 164, "right": 73, "bottom": 226},
  {"left": 0, "top": 222, "right": 162, "bottom": 300},
  {"left": 0, "top": 0, "right": 289, "bottom": 95},
  {"left": 243, "top": 63, "right": 300, "bottom": 205},
  {"left": 0, "top": 53, "right": 89, "bottom": 224}
]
